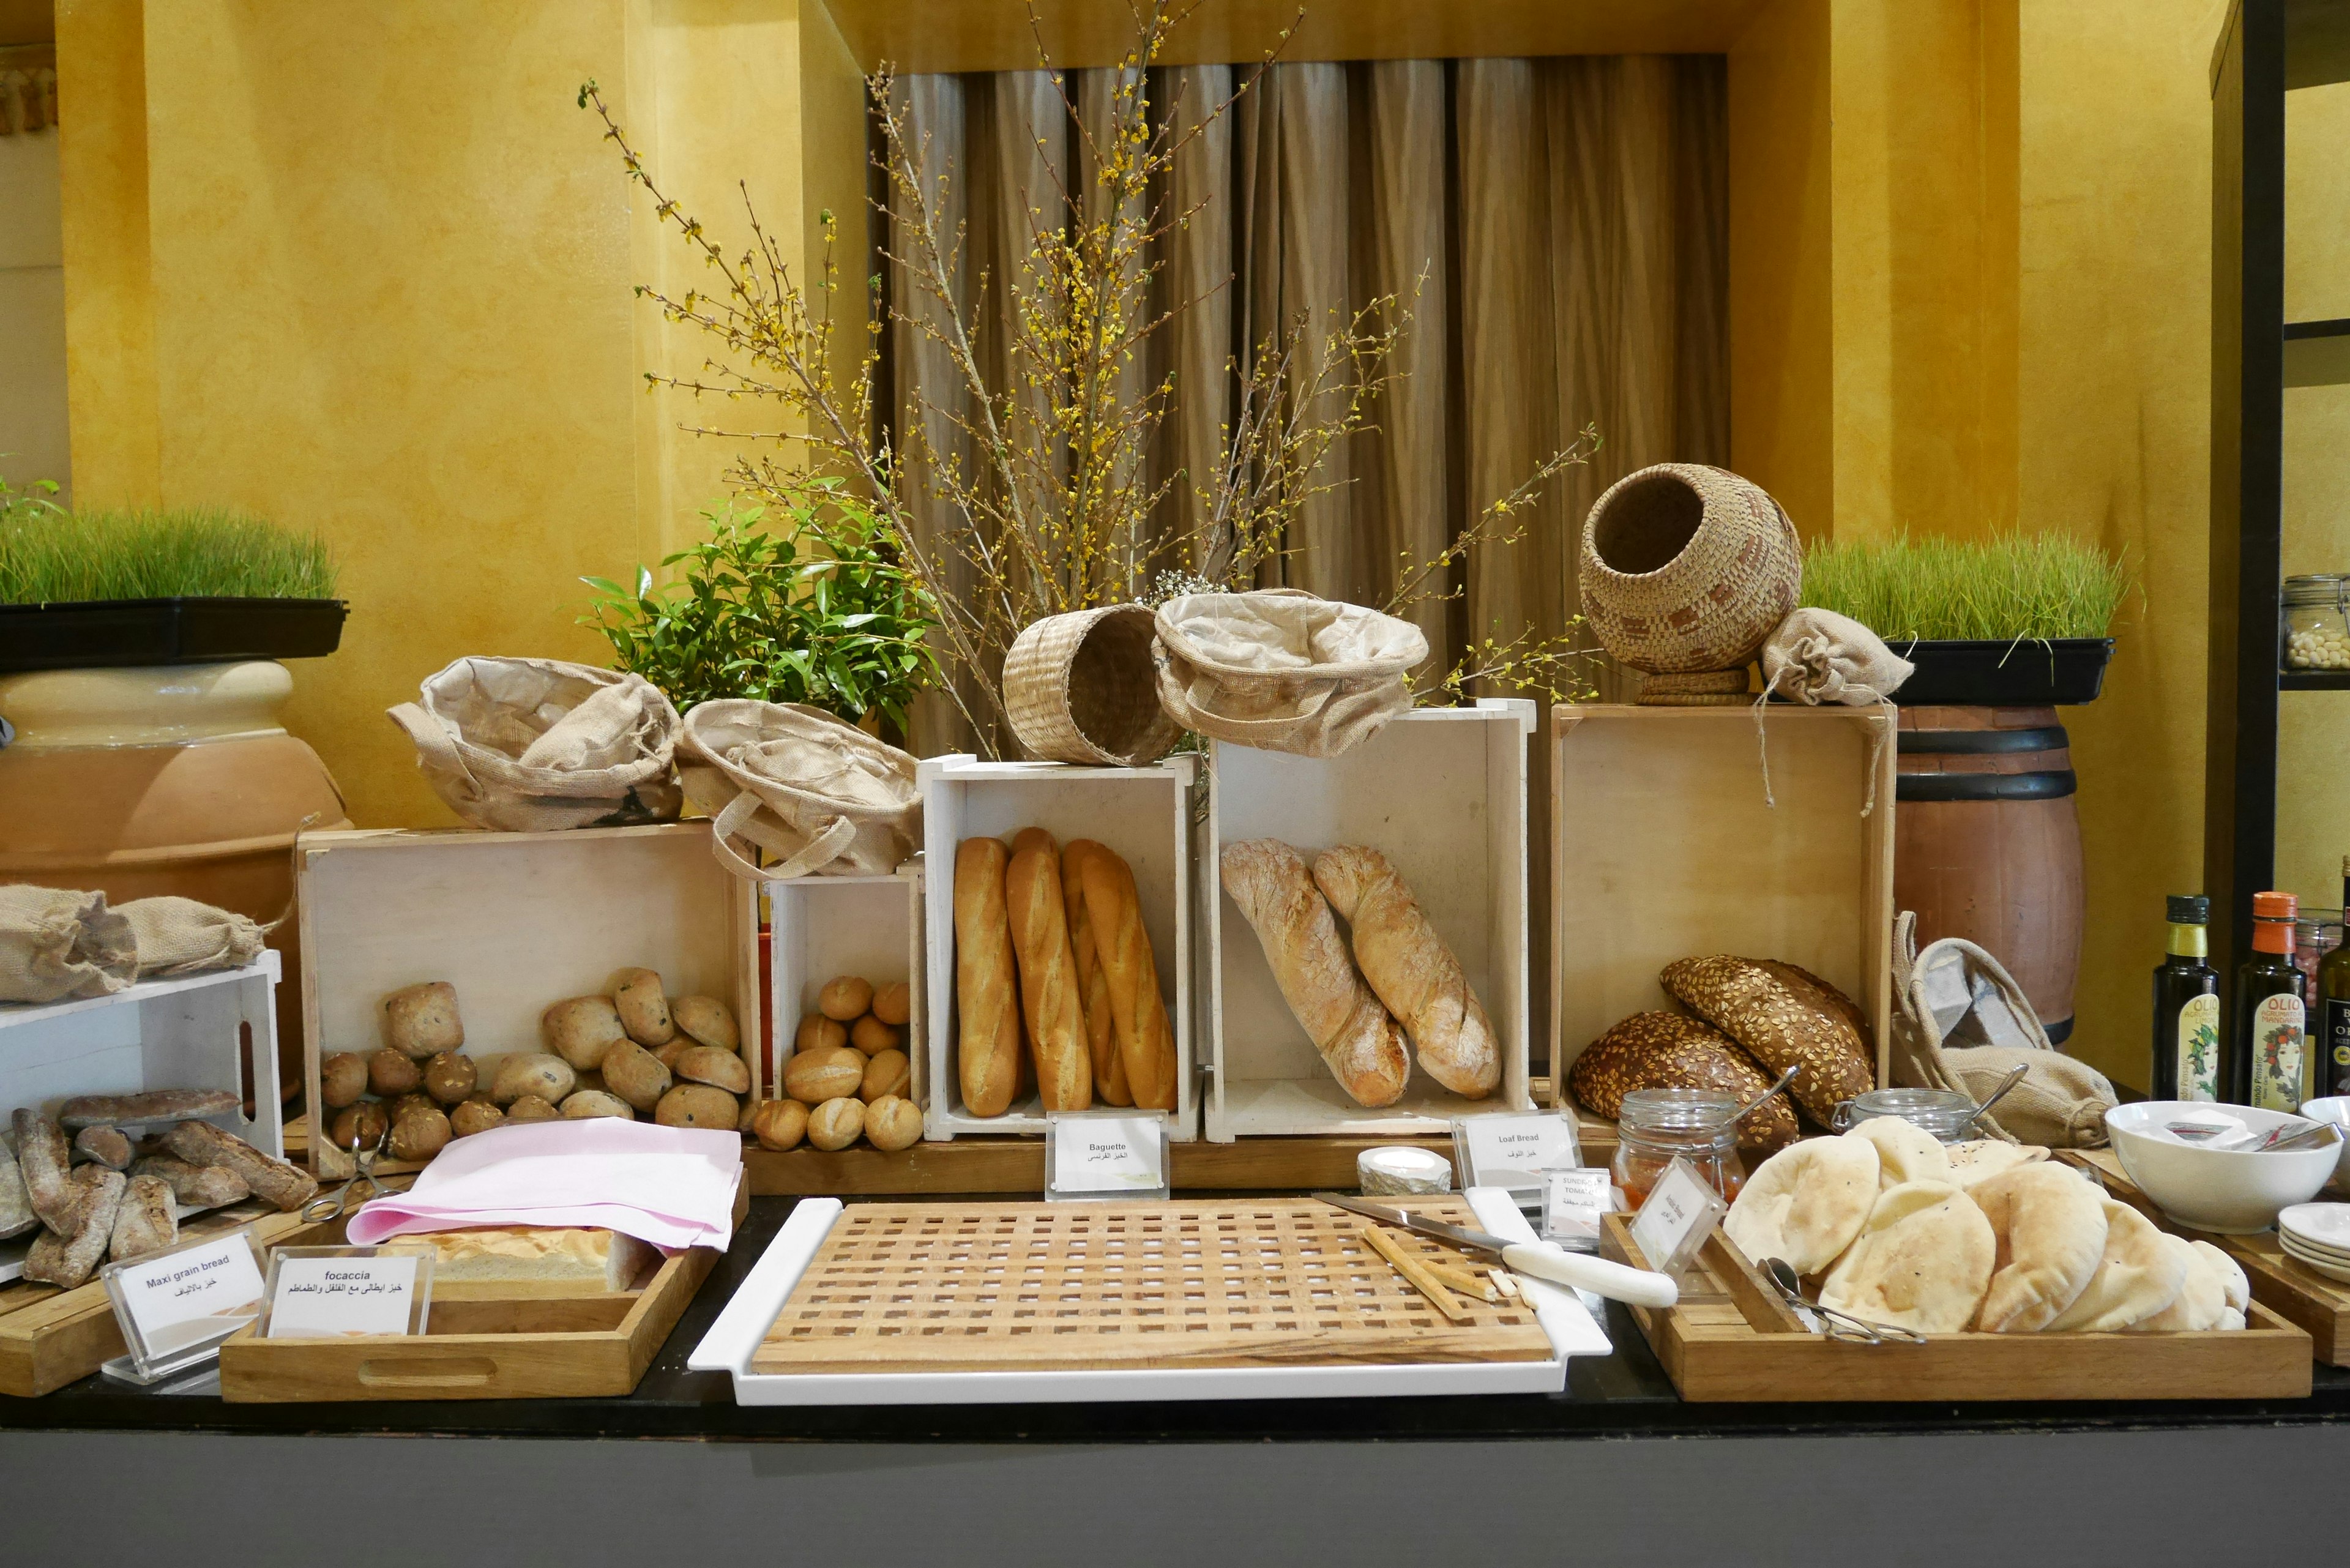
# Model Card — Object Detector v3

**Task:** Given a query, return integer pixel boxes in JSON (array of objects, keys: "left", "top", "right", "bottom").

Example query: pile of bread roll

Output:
[
  {"left": 1218, "top": 840, "right": 1498, "bottom": 1108},
  {"left": 747, "top": 974, "right": 920, "bottom": 1153},
  {"left": 318, "top": 971, "right": 746, "bottom": 1168},
  {"left": 1724, "top": 1119, "right": 2251, "bottom": 1334},
  {"left": 953, "top": 831, "right": 1176, "bottom": 1116}
]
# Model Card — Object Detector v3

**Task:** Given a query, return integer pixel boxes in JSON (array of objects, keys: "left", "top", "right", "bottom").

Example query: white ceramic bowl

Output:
[
  {"left": 2297, "top": 1096, "right": 2350, "bottom": 1188},
  {"left": 2105, "top": 1101, "right": 2340, "bottom": 1234}
]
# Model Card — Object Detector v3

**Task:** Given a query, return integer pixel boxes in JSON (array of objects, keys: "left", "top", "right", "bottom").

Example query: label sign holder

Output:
[
  {"left": 98, "top": 1230, "right": 270, "bottom": 1386},
  {"left": 1540, "top": 1167, "right": 1617, "bottom": 1253},
  {"left": 1627, "top": 1157, "right": 1728, "bottom": 1280},
  {"left": 1450, "top": 1110, "right": 1583, "bottom": 1206},
  {"left": 1044, "top": 1111, "right": 1170, "bottom": 1201},
  {"left": 259, "top": 1246, "right": 435, "bottom": 1340}
]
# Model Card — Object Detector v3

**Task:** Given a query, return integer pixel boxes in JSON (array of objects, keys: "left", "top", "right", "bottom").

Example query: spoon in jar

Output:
[
  {"left": 1710, "top": 1065, "right": 1800, "bottom": 1135},
  {"left": 1948, "top": 1064, "right": 2031, "bottom": 1140}
]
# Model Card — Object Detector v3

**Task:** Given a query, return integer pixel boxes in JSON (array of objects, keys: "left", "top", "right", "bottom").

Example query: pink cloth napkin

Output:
[{"left": 346, "top": 1119, "right": 742, "bottom": 1251}]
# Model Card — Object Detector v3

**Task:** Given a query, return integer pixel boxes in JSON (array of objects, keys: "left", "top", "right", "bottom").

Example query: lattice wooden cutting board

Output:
[{"left": 750, "top": 1199, "right": 1554, "bottom": 1376}]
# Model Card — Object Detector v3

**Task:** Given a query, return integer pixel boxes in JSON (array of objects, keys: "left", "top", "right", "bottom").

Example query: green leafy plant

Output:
[
  {"left": 581, "top": 485, "right": 940, "bottom": 733},
  {"left": 1799, "top": 533, "right": 2132, "bottom": 644},
  {"left": 0, "top": 490, "right": 337, "bottom": 604}
]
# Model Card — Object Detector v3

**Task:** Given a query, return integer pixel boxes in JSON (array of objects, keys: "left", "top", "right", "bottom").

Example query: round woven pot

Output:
[
  {"left": 1003, "top": 605, "right": 1180, "bottom": 766},
  {"left": 1578, "top": 464, "right": 1802, "bottom": 675},
  {"left": 1636, "top": 668, "right": 1753, "bottom": 706}
]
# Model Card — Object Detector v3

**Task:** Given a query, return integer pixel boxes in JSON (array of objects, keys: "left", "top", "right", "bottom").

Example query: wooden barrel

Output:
[{"left": 1893, "top": 705, "right": 2085, "bottom": 1042}]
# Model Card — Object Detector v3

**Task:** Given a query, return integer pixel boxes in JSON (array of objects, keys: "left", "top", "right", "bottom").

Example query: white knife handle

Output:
[{"left": 1501, "top": 1241, "right": 1680, "bottom": 1309}]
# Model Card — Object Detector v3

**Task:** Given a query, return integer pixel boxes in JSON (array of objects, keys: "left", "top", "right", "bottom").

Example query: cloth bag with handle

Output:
[
  {"left": 387, "top": 657, "right": 683, "bottom": 832},
  {"left": 679, "top": 700, "right": 921, "bottom": 880},
  {"left": 1889, "top": 911, "right": 2117, "bottom": 1148},
  {"left": 119, "top": 895, "right": 269, "bottom": 977},
  {"left": 1759, "top": 608, "right": 1914, "bottom": 706},
  {"left": 1153, "top": 589, "right": 1429, "bottom": 758}
]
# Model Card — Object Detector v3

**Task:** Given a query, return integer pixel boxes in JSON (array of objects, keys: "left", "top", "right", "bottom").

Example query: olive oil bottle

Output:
[
  {"left": 2231, "top": 890, "right": 2310, "bottom": 1111},
  {"left": 2320, "top": 857, "right": 2350, "bottom": 1099},
  {"left": 2151, "top": 895, "right": 2221, "bottom": 1101}
]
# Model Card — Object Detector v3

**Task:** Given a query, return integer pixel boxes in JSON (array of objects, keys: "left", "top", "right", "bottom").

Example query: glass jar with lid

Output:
[
  {"left": 2294, "top": 907, "right": 2344, "bottom": 997},
  {"left": 1611, "top": 1088, "right": 1745, "bottom": 1209},
  {"left": 2283, "top": 575, "right": 2350, "bottom": 670},
  {"left": 1830, "top": 1086, "right": 1980, "bottom": 1143}
]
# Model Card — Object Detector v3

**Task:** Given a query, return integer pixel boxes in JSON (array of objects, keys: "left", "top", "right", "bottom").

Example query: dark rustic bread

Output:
[
  {"left": 1758, "top": 960, "right": 1873, "bottom": 1053},
  {"left": 1567, "top": 1010, "right": 1800, "bottom": 1154},
  {"left": 1659, "top": 955, "right": 1875, "bottom": 1125}
]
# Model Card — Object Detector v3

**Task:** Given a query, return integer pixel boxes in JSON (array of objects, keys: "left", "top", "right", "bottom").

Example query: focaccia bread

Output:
[
  {"left": 1723, "top": 1135, "right": 1880, "bottom": 1275},
  {"left": 1569, "top": 1012, "right": 1795, "bottom": 1154},
  {"left": 1660, "top": 956, "right": 1875, "bottom": 1125},
  {"left": 1969, "top": 1162, "right": 2108, "bottom": 1332},
  {"left": 404, "top": 1226, "right": 657, "bottom": 1291},
  {"left": 1312, "top": 845, "right": 1498, "bottom": 1099},
  {"left": 1220, "top": 839, "right": 1408, "bottom": 1110},
  {"left": 1819, "top": 1181, "right": 1996, "bottom": 1334}
]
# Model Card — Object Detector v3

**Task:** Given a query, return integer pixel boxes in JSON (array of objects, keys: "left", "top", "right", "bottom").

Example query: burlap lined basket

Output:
[
  {"left": 1579, "top": 464, "right": 1802, "bottom": 679},
  {"left": 1003, "top": 605, "right": 1180, "bottom": 766},
  {"left": 679, "top": 700, "right": 921, "bottom": 881},
  {"left": 1154, "top": 589, "right": 1428, "bottom": 758}
]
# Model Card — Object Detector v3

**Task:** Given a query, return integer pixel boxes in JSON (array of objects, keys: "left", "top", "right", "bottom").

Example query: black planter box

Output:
[
  {"left": 0, "top": 597, "right": 348, "bottom": 673},
  {"left": 1888, "top": 637, "right": 2114, "bottom": 706}
]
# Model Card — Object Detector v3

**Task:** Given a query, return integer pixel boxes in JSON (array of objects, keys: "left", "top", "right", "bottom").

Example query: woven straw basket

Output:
[
  {"left": 1003, "top": 605, "right": 1181, "bottom": 766},
  {"left": 1578, "top": 463, "right": 1802, "bottom": 679}
]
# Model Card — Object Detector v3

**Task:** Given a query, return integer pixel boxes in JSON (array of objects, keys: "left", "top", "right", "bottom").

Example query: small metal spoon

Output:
[
  {"left": 1762, "top": 1256, "right": 1928, "bottom": 1346},
  {"left": 1712, "top": 1065, "right": 1800, "bottom": 1133},
  {"left": 1950, "top": 1064, "right": 2031, "bottom": 1138}
]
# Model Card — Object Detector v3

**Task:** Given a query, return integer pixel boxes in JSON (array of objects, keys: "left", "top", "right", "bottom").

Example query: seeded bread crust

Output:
[
  {"left": 1567, "top": 1010, "right": 1799, "bottom": 1154},
  {"left": 1660, "top": 955, "right": 1875, "bottom": 1125}
]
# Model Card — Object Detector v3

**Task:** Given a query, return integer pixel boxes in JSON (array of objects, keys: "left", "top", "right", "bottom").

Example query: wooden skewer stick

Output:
[
  {"left": 1424, "top": 1261, "right": 1499, "bottom": 1301},
  {"left": 1359, "top": 1223, "right": 1468, "bottom": 1321}
]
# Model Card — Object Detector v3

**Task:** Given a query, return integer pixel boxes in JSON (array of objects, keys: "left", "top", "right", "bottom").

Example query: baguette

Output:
[
  {"left": 953, "top": 836, "right": 1024, "bottom": 1118},
  {"left": 1218, "top": 839, "right": 1409, "bottom": 1108},
  {"left": 24, "top": 1167, "right": 125, "bottom": 1290},
  {"left": 160, "top": 1119, "right": 319, "bottom": 1212},
  {"left": 1005, "top": 829, "right": 1092, "bottom": 1112},
  {"left": 1063, "top": 841, "right": 1130, "bottom": 1105},
  {"left": 1077, "top": 843, "right": 1178, "bottom": 1111},
  {"left": 12, "top": 1108, "right": 73, "bottom": 1230},
  {"left": 58, "top": 1089, "right": 239, "bottom": 1131},
  {"left": 1313, "top": 846, "right": 1499, "bottom": 1099}
]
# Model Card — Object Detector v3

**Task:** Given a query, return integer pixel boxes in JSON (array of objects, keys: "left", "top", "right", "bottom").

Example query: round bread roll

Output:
[
  {"left": 1723, "top": 1135, "right": 1881, "bottom": 1275},
  {"left": 450, "top": 1098, "right": 505, "bottom": 1138},
  {"left": 1943, "top": 1140, "right": 2051, "bottom": 1189},
  {"left": 864, "top": 1096, "right": 921, "bottom": 1152},
  {"left": 1569, "top": 1012, "right": 1797, "bottom": 1155},
  {"left": 818, "top": 976, "right": 873, "bottom": 1022},
  {"left": 1968, "top": 1162, "right": 2108, "bottom": 1332},
  {"left": 2046, "top": 1197, "right": 2186, "bottom": 1331},
  {"left": 784, "top": 1045, "right": 867, "bottom": 1106},
  {"left": 850, "top": 1015, "right": 900, "bottom": 1057},
  {"left": 871, "top": 982, "right": 911, "bottom": 1028},
  {"left": 330, "top": 1101, "right": 389, "bottom": 1154},
  {"left": 1658, "top": 956, "right": 1874, "bottom": 1126},
  {"left": 386, "top": 1107, "right": 453, "bottom": 1162},
  {"left": 807, "top": 1096, "right": 865, "bottom": 1151},
  {"left": 561, "top": 1089, "right": 635, "bottom": 1121},
  {"left": 613, "top": 967, "right": 676, "bottom": 1046},
  {"left": 861, "top": 1048, "right": 911, "bottom": 1103},
  {"left": 1846, "top": 1117, "right": 1951, "bottom": 1190},
  {"left": 321, "top": 1052, "right": 370, "bottom": 1109},
  {"left": 672, "top": 995, "right": 739, "bottom": 1053},
  {"left": 423, "top": 1050, "right": 477, "bottom": 1105},
  {"left": 490, "top": 1053, "right": 578, "bottom": 1108},
  {"left": 382, "top": 980, "right": 464, "bottom": 1058},
  {"left": 503, "top": 1094, "right": 561, "bottom": 1124},
  {"left": 2128, "top": 1233, "right": 2231, "bottom": 1333},
  {"left": 368, "top": 1047, "right": 420, "bottom": 1098},
  {"left": 1819, "top": 1181, "right": 1996, "bottom": 1334},
  {"left": 542, "top": 996, "right": 629, "bottom": 1071},
  {"left": 599, "top": 1040, "right": 673, "bottom": 1113},
  {"left": 655, "top": 1083, "right": 738, "bottom": 1129},
  {"left": 653, "top": 1039, "right": 692, "bottom": 1071},
  {"left": 750, "top": 1099, "right": 808, "bottom": 1152},
  {"left": 674, "top": 1045, "right": 750, "bottom": 1095},
  {"left": 387, "top": 1091, "right": 438, "bottom": 1125}
]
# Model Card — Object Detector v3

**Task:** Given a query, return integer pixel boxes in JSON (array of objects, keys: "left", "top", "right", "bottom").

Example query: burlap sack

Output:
[
  {"left": 1759, "top": 608, "right": 1914, "bottom": 706},
  {"left": 119, "top": 896, "right": 267, "bottom": 977},
  {"left": 679, "top": 700, "right": 921, "bottom": 880},
  {"left": 1889, "top": 911, "right": 2117, "bottom": 1148},
  {"left": 388, "top": 658, "right": 683, "bottom": 832},
  {"left": 1154, "top": 589, "right": 1428, "bottom": 758},
  {"left": 0, "top": 885, "right": 136, "bottom": 1003}
]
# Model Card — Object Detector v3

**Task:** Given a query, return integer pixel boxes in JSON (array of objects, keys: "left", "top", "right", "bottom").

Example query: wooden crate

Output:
[
  {"left": 917, "top": 755, "right": 1198, "bottom": 1140},
  {"left": 295, "top": 823, "right": 761, "bottom": 1173},
  {"left": 767, "top": 866, "right": 923, "bottom": 1109},
  {"left": 1201, "top": 701, "right": 1534, "bottom": 1140},
  {"left": 743, "top": 1130, "right": 1459, "bottom": 1195},
  {"left": 1, "top": 954, "right": 283, "bottom": 1285},
  {"left": 1552, "top": 704, "right": 1897, "bottom": 1100},
  {"left": 1599, "top": 1213, "right": 2312, "bottom": 1402}
]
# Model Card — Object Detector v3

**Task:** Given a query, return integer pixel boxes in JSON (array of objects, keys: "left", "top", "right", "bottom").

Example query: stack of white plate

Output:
[{"left": 2277, "top": 1203, "right": 2350, "bottom": 1283}]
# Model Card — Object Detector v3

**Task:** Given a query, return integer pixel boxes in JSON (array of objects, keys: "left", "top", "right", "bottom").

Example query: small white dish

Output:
[
  {"left": 2279, "top": 1202, "right": 2350, "bottom": 1253},
  {"left": 2281, "top": 1236, "right": 2350, "bottom": 1285},
  {"left": 2107, "top": 1102, "right": 2340, "bottom": 1234},
  {"left": 2296, "top": 1097, "right": 2350, "bottom": 1187}
]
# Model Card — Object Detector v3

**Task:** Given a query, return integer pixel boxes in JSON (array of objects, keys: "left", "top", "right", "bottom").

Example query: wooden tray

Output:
[{"left": 1600, "top": 1212, "right": 2313, "bottom": 1402}]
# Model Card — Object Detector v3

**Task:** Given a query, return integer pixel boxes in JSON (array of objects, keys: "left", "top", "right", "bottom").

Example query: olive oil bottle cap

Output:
[
  {"left": 2166, "top": 895, "right": 2209, "bottom": 925},
  {"left": 2253, "top": 890, "right": 2299, "bottom": 920}
]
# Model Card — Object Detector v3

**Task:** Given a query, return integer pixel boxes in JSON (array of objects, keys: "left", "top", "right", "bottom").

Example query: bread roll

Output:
[
  {"left": 750, "top": 1098, "right": 808, "bottom": 1151},
  {"left": 1819, "top": 1181, "right": 1996, "bottom": 1334},
  {"left": 864, "top": 1096, "right": 921, "bottom": 1152},
  {"left": 655, "top": 1084, "right": 738, "bottom": 1128},
  {"left": 330, "top": 1101, "right": 389, "bottom": 1154},
  {"left": 862, "top": 1048, "right": 911, "bottom": 1103},
  {"left": 807, "top": 1097, "right": 864, "bottom": 1150},
  {"left": 600, "top": 1040, "right": 672, "bottom": 1111},
  {"left": 423, "top": 1050, "right": 477, "bottom": 1105},
  {"left": 1969, "top": 1162, "right": 2108, "bottom": 1332},
  {"left": 871, "top": 982, "right": 912, "bottom": 1028},
  {"left": 560, "top": 1089, "right": 635, "bottom": 1121},
  {"left": 1064, "top": 840, "right": 1129, "bottom": 1106},
  {"left": 387, "top": 1107, "right": 453, "bottom": 1162},
  {"left": 1005, "top": 828, "right": 1092, "bottom": 1112},
  {"left": 953, "top": 837, "right": 1024, "bottom": 1117},
  {"left": 850, "top": 1015, "right": 900, "bottom": 1056},
  {"left": 1220, "top": 839, "right": 1408, "bottom": 1110},
  {"left": 382, "top": 981, "right": 463, "bottom": 1058},
  {"left": 671, "top": 995, "right": 739, "bottom": 1053},
  {"left": 320, "top": 1053, "right": 370, "bottom": 1109},
  {"left": 613, "top": 967, "right": 676, "bottom": 1046},
  {"left": 1311, "top": 846, "right": 1497, "bottom": 1099},
  {"left": 368, "top": 1047, "right": 420, "bottom": 1097},
  {"left": 674, "top": 1045, "right": 750, "bottom": 1096},
  {"left": 784, "top": 1045, "right": 865, "bottom": 1105},
  {"left": 1077, "top": 842, "right": 1178, "bottom": 1111},
  {"left": 504, "top": 1094, "right": 561, "bottom": 1124},
  {"left": 796, "top": 1014, "right": 848, "bottom": 1057},
  {"left": 819, "top": 976, "right": 874, "bottom": 1021},
  {"left": 490, "top": 1053, "right": 576, "bottom": 1108},
  {"left": 542, "top": 996, "right": 629, "bottom": 1070},
  {"left": 1723, "top": 1135, "right": 1881, "bottom": 1275},
  {"left": 450, "top": 1099, "right": 506, "bottom": 1137},
  {"left": 1569, "top": 1011, "right": 1794, "bottom": 1154}
]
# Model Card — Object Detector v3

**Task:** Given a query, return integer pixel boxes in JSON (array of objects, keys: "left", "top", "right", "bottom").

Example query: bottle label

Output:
[
  {"left": 2175, "top": 994, "right": 2221, "bottom": 1101},
  {"left": 2251, "top": 992, "right": 2308, "bottom": 1113},
  {"left": 2329, "top": 997, "right": 2350, "bottom": 1099}
]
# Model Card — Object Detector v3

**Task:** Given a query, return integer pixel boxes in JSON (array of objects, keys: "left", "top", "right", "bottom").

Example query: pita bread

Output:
[
  {"left": 2045, "top": 1198, "right": 2185, "bottom": 1332},
  {"left": 1969, "top": 1163, "right": 2108, "bottom": 1332},
  {"left": 1943, "top": 1140, "right": 2051, "bottom": 1189},
  {"left": 1846, "top": 1118, "right": 1951, "bottom": 1189},
  {"left": 2218, "top": 1307, "right": 2247, "bottom": 1331},
  {"left": 2129, "top": 1234, "right": 2229, "bottom": 1332},
  {"left": 1819, "top": 1181, "right": 1996, "bottom": 1334},
  {"left": 1723, "top": 1136, "right": 1880, "bottom": 1275},
  {"left": 2193, "top": 1240, "right": 2250, "bottom": 1315}
]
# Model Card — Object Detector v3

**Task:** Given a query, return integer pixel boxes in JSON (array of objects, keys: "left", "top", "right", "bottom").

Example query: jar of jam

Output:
[
  {"left": 1829, "top": 1086, "right": 1980, "bottom": 1142},
  {"left": 1611, "top": 1088, "right": 1745, "bottom": 1210}
]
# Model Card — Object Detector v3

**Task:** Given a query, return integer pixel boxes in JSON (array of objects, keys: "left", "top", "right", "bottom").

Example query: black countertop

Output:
[{"left": 6, "top": 1197, "right": 2347, "bottom": 1443}]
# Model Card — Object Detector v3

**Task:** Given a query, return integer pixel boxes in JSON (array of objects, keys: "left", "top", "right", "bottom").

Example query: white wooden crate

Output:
[
  {"left": 1202, "top": 700, "right": 1535, "bottom": 1140},
  {"left": 917, "top": 755, "right": 1198, "bottom": 1141},
  {"left": 0, "top": 952, "right": 282, "bottom": 1282},
  {"left": 766, "top": 866, "right": 924, "bottom": 1110}
]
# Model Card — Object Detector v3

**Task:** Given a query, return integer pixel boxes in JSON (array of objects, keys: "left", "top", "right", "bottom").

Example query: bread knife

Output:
[{"left": 1315, "top": 1192, "right": 1680, "bottom": 1310}]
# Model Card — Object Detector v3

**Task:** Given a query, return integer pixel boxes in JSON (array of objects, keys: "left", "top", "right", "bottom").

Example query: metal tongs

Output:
[
  {"left": 301, "top": 1130, "right": 384, "bottom": 1223},
  {"left": 1762, "top": 1256, "right": 1928, "bottom": 1346}
]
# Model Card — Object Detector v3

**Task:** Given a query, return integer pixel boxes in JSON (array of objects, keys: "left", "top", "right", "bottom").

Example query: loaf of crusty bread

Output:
[
  {"left": 953, "top": 836, "right": 1024, "bottom": 1117},
  {"left": 403, "top": 1226, "right": 655, "bottom": 1291},
  {"left": 1077, "top": 843, "right": 1178, "bottom": 1111},
  {"left": 1220, "top": 839, "right": 1409, "bottom": 1108},
  {"left": 24, "top": 1166, "right": 125, "bottom": 1289},
  {"left": 1313, "top": 846, "right": 1499, "bottom": 1099},
  {"left": 1006, "top": 829, "right": 1092, "bottom": 1112},
  {"left": 160, "top": 1119, "right": 319, "bottom": 1213},
  {"left": 107, "top": 1174, "right": 179, "bottom": 1264},
  {"left": 1064, "top": 841, "right": 1130, "bottom": 1105}
]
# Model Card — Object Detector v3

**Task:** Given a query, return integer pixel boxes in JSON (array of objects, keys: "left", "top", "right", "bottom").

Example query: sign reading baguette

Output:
[
  {"left": 1627, "top": 1157, "right": 1728, "bottom": 1279},
  {"left": 1045, "top": 1112, "right": 1169, "bottom": 1201},
  {"left": 261, "top": 1247, "right": 434, "bottom": 1338},
  {"left": 100, "top": 1231, "right": 269, "bottom": 1381}
]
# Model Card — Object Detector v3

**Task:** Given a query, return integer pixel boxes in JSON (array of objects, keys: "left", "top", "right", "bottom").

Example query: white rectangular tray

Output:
[{"left": 688, "top": 1187, "right": 1608, "bottom": 1404}]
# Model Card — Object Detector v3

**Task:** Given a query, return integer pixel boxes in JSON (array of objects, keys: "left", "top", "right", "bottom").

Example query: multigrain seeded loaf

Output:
[
  {"left": 1659, "top": 956, "right": 1875, "bottom": 1125},
  {"left": 1567, "top": 1011, "right": 1799, "bottom": 1154}
]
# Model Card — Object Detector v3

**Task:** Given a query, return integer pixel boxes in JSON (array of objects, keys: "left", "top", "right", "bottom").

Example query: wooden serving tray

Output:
[
  {"left": 752, "top": 1198, "right": 1553, "bottom": 1376},
  {"left": 1599, "top": 1212, "right": 2313, "bottom": 1403}
]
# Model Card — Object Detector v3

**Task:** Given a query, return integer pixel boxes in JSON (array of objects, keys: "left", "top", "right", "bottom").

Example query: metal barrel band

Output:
[
  {"left": 1893, "top": 769, "right": 2079, "bottom": 802},
  {"left": 1894, "top": 725, "right": 2069, "bottom": 755}
]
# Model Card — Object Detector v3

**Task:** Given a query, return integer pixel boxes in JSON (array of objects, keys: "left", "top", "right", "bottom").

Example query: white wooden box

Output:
[
  {"left": 1550, "top": 704, "right": 1897, "bottom": 1099},
  {"left": 295, "top": 822, "right": 761, "bottom": 1170},
  {"left": 918, "top": 755, "right": 1198, "bottom": 1140},
  {"left": 0, "top": 952, "right": 282, "bottom": 1283},
  {"left": 1203, "top": 700, "right": 1535, "bottom": 1140},
  {"left": 767, "top": 867, "right": 924, "bottom": 1110}
]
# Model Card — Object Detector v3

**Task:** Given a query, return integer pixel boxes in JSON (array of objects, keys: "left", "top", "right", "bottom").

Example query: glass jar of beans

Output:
[{"left": 2283, "top": 575, "right": 2350, "bottom": 671}]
